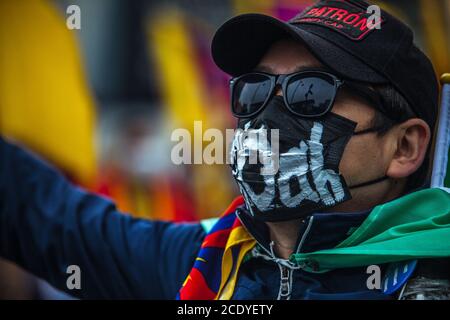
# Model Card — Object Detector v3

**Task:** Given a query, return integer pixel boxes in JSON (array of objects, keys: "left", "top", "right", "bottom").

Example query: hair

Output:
[{"left": 368, "top": 84, "right": 431, "bottom": 192}]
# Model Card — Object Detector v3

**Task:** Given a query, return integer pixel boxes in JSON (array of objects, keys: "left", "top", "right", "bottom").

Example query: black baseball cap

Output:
[{"left": 211, "top": 0, "right": 439, "bottom": 130}]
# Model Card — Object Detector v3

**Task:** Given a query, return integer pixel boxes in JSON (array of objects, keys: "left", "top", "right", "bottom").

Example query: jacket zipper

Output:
[
  {"left": 277, "top": 216, "right": 315, "bottom": 300},
  {"left": 235, "top": 209, "right": 315, "bottom": 300}
]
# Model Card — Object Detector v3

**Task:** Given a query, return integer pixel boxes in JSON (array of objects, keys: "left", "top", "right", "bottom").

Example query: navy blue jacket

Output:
[{"left": 0, "top": 138, "right": 403, "bottom": 299}]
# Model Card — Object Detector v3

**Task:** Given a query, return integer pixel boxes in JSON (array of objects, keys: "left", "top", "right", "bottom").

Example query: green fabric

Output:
[{"left": 290, "top": 188, "right": 450, "bottom": 273}]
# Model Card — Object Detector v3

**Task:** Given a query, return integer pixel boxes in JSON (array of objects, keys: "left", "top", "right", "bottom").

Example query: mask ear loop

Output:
[
  {"left": 348, "top": 175, "right": 389, "bottom": 189},
  {"left": 353, "top": 125, "right": 385, "bottom": 135},
  {"left": 349, "top": 123, "right": 391, "bottom": 189}
]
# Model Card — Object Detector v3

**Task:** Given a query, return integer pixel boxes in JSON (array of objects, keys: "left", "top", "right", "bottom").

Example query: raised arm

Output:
[{"left": 0, "top": 137, "right": 205, "bottom": 299}]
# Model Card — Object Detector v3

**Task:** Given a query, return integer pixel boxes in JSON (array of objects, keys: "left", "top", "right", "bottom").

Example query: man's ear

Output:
[{"left": 386, "top": 118, "right": 431, "bottom": 179}]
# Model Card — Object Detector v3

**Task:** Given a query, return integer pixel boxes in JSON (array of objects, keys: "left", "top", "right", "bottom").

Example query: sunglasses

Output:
[{"left": 230, "top": 70, "right": 384, "bottom": 119}]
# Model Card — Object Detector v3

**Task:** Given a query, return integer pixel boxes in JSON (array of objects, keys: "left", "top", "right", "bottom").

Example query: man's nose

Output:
[{"left": 274, "top": 84, "right": 283, "bottom": 96}]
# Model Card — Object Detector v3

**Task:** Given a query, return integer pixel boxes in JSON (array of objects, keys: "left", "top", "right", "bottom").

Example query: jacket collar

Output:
[{"left": 236, "top": 206, "right": 370, "bottom": 256}]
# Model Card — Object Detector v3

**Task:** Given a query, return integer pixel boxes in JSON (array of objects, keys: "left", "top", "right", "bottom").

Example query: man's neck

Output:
[{"left": 266, "top": 219, "right": 303, "bottom": 259}]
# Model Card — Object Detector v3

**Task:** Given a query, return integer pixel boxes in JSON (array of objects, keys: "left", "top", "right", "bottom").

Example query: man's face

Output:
[{"left": 252, "top": 39, "right": 394, "bottom": 212}]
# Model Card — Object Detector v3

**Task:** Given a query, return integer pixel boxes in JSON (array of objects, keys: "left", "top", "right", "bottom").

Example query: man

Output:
[{"left": 1, "top": 0, "right": 449, "bottom": 300}]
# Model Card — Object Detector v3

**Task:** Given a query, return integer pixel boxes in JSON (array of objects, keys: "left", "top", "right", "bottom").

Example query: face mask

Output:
[{"left": 230, "top": 96, "right": 387, "bottom": 222}]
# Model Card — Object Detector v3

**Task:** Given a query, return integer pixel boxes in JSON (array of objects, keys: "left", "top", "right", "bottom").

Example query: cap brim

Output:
[{"left": 211, "top": 13, "right": 386, "bottom": 83}]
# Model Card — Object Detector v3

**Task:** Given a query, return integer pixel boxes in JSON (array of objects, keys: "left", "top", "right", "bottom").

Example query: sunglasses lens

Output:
[
  {"left": 232, "top": 74, "right": 272, "bottom": 116},
  {"left": 286, "top": 73, "right": 336, "bottom": 116}
]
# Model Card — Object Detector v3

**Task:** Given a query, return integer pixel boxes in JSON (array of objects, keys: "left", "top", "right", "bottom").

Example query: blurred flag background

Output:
[{"left": 0, "top": 0, "right": 449, "bottom": 299}]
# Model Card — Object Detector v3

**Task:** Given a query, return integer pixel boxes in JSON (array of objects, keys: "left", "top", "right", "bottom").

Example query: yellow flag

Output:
[
  {"left": 147, "top": 9, "right": 234, "bottom": 218},
  {"left": 0, "top": 0, "right": 96, "bottom": 185}
]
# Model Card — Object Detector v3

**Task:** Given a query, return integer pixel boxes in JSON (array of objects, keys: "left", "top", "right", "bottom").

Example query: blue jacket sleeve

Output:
[{"left": 0, "top": 137, "right": 206, "bottom": 299}]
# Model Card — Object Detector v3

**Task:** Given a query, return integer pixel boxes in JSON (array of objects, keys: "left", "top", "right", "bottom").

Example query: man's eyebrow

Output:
[{"left": 253, "top": 64, "right": 333, "bottom": 74}]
